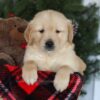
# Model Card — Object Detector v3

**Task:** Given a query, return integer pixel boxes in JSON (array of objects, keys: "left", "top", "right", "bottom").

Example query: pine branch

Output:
[{"left": 89, "top": 67, "right": 100, "bottom": 75}]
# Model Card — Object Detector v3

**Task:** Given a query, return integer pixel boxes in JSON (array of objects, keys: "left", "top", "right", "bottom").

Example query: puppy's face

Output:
[{"left": 25, "top": 10, "right": 73, "bottom": 53}]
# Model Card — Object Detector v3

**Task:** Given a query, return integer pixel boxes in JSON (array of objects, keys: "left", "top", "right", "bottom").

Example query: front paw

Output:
[
  {"left": 54, "top": 73, "right": 70, "bottom": 92},
  {"left": 22, "top": 65, "right": 38, "bottom": 85}
]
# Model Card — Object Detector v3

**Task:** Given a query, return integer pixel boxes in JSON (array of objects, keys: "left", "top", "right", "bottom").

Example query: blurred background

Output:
[{"left": 0, "top": 0, "right": 100, "bottom": 100}]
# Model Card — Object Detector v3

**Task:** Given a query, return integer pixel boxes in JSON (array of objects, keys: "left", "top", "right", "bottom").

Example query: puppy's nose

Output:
[{"left": 45, "top": 39, "right": 55, "bottom": 51}]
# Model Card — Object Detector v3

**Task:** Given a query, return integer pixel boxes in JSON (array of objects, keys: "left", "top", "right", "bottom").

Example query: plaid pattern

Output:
[{"left": 0, "top": 61, "right": 84, "bottom": 100}]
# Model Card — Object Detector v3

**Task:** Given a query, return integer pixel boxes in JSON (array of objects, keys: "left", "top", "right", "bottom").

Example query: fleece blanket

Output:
[{"left": 0, "top": 60, "right": 84, "bottom": 100}]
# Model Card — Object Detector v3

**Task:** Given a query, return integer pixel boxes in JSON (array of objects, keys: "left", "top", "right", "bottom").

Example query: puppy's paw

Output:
[
  {"left": 22, "top": 65, "right": 38, "bottom": 85},
  {"left": 54, "top": 73, "right": 70, "bottom": 92}
]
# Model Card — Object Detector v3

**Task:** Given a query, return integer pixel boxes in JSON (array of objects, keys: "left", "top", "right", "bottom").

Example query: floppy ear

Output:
[
  {"left": 24, "top": 23, "right": 31, "bottom": 43},
  {"left": 24, "top": 23, "right": 34, "bottom": 45},
  {"left": 67, "top": 20, "right": 74, "bottom": 43}
]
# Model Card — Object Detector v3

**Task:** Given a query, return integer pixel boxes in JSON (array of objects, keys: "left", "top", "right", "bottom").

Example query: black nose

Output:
[{"left": 45, "top": 39, "right": 54, "bottom": 51}]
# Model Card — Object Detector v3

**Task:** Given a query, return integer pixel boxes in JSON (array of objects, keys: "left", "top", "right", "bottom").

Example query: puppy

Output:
[{"left": 22, "top": 10, "right": 86, "bottom": 92}]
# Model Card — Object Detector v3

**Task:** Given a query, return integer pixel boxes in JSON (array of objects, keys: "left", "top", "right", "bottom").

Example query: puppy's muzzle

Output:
[{"left": 45, "top": 39, "right": 55, "bottom": 51}]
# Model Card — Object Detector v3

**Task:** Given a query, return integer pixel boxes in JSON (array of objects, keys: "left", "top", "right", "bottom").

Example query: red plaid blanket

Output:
[{"left": 0, "top": 60, "right": 84, "bottom": 100}]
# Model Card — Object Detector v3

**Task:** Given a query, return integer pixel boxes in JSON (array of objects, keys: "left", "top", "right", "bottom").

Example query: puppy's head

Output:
[{"left": 25, "top": 10, "right": 73, "bottom": 53}]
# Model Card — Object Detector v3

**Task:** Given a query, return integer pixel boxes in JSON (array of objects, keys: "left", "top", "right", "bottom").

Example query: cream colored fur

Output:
[{"left": 22, "top": 10, "right": 86, "bottom": 92}]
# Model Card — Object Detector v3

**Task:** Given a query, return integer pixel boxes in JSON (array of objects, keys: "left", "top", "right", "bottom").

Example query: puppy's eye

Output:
[
  {"left": 39, "top": 29, "right": 44, "bottom": 34},
  {"left": 56, "top": 30, "right": 61, "bottom": 34}
]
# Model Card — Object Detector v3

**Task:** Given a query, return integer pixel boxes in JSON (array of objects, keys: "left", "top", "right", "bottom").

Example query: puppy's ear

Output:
[
  {"left": 24, "top": 23, "right": 31, "bottom": 43},
  {"left": 67, "top": 20, "right": 73, "bottom": 43},
  {"left": 24, "top": 23, "right": 34, "bottom": 45}
]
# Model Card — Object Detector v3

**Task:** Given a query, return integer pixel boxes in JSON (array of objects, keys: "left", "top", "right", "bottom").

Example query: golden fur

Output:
[{"left": 22, "top": 10, "right": 86, "bottom": 92}]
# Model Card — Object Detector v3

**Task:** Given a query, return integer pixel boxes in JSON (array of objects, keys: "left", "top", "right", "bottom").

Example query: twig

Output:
[{"left": 89, "top": 67, "right": 100, "bottom": 75}]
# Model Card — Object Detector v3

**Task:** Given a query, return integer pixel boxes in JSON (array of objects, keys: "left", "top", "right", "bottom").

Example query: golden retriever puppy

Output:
[{"left": 22, "top": 10, "right": 86, "bottom": 92}]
